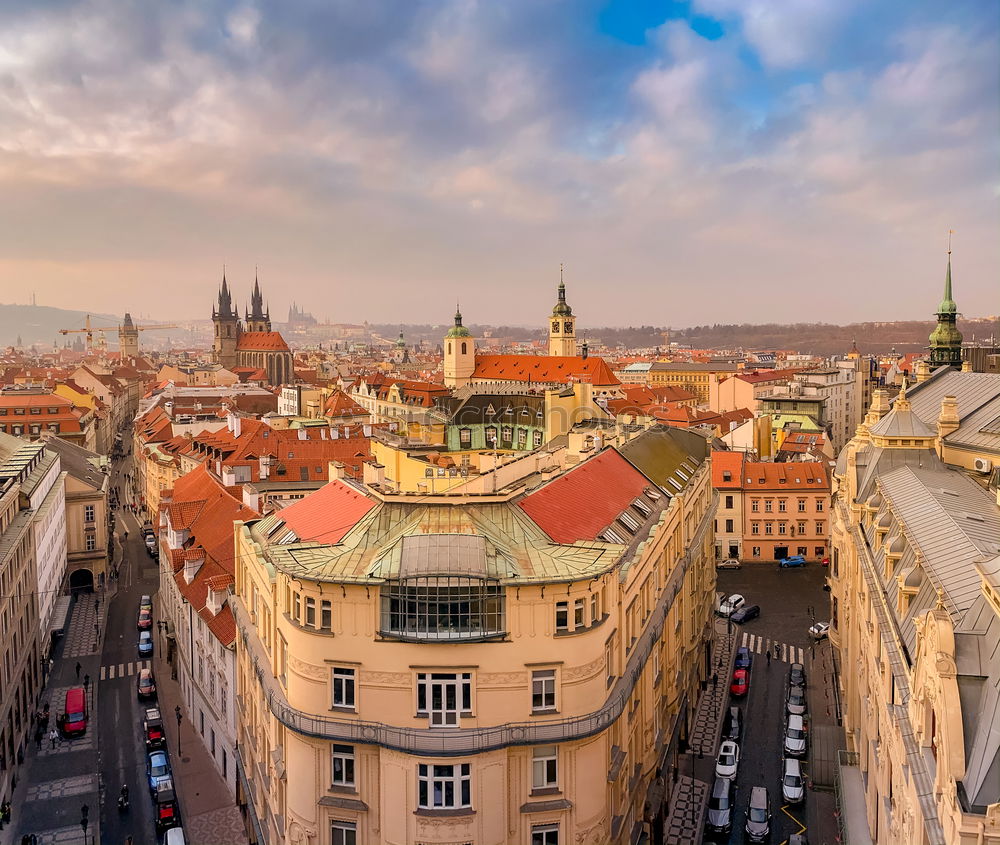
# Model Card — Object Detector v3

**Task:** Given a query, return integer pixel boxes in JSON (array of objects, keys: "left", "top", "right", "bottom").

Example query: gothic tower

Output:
[
  {"left": 443, "top": 306, "right": 476, "bottom": 388},
  {"left": 928, "top": 248, "right": 963, "bottom": 370},
  {"left": 246, "top": 274, "right": 271, "bottom": 333},
  {"left": 119, "top": 312, "right": 139, "bottom": 358},
  {"left": 548, "top": 267, "right": 576, "bottom": 357},
  {"left": 212, "top": 271, "right": 241, "bottom": 369}
]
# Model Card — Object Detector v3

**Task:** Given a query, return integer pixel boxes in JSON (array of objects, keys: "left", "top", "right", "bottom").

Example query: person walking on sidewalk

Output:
[
  {"left": 49, "top": 728, "right": 57, "bottom": 749},
  {"left": 766, "top": 651, "right": 771, "bottom": 666},
  {"left": 75, "top": 661, "right": 82, "bottom": 681}
]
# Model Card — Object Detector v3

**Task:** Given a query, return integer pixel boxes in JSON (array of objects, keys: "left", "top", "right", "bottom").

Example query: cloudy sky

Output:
[{"left": 0, "top": 0, "right": 996, "bottom": 327}]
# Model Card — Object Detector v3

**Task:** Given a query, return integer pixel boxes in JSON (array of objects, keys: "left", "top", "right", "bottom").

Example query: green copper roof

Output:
[
  {"left": 936, "top": 255, "right": 957, "bottom": 315},
  {"left": 446, "top": 307, "right": 472, "bottom": 338},
  {"left": 551, "top": 281, "right": 573, "bottom": 317}
]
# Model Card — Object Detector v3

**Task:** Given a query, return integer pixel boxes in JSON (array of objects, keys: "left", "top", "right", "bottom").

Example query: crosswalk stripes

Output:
[
  {"left": 739, "top": 633, "right": 805, "bottom": 665},
  {"left": 99, "top": 660, "right": 151, "bottom": 681}
]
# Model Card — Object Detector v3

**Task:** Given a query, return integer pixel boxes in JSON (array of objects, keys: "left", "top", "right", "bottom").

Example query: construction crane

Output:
[{"left": 59, "top": 314, "right": 178, "bottom": 354}]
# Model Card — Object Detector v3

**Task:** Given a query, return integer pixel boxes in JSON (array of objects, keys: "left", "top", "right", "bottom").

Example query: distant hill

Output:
[{"left": 0, "top": 304, "right": 122, "bottom": 349}]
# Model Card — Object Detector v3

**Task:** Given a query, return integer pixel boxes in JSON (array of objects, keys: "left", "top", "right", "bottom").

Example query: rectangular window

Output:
[
  {"left": 573, "top": 598, "right": 585, "bottom": 629},
  {"left": 532, "top": 670, "right": 556, "bottom": 713},
  {"left": 797, "top": 546, "right": 807, "bottom": 556},
  {"left": 417, "top": 762, "right": 471, "bottom": 809},
  {"left": 277, "top": 634, "right": 288, "bottom": 687},
  {"left": 332, "top": 744, "right": 355, "bottom": 787},
  {"left": 86, "top": 534, "right": 97, "bottom": 551},
  {"left": 84, "top": 504, "right": 95, "bottom": 523},
  {"left": 305, "top": 597, "right": 316, "bottom": 627},
  {"left": 797, "top": 499, "right": 806, "bottom": 512},
  {"left": 778, "top": 500, "right": 787, "bottom": 512},
  {"left": 816, "top": 546, "right": 825, "bottom": 557},
  {"left": 816, "top": 500, "right": 825, "bottom": 512},
  {"left": 331, "top": 821, "right": 357, "bottom": 845},
  {"left": 554, "top": 601, "right": 569, "bottom": 632},
  {"left": 764, "top": 500, "right": 773, "bottom": 513},
  {"left": 752, "top": 546, "right": 761, "bottom": 557},
  {"left": 532, "top": 745, "right": 558, "bottom": 789},
  {"left": 417, "top": 673, "right": 472, "bottom": 726},
  {"left": 501, "top": 426, "right": 513, "bottom": 442},
  {"left": 533, "top": 430, "right": 543, "bottom": 447},
  {"left": 518, "top": 428, "right": 528, "bottom": 448},
  {"left": 485, "top": 426, "right": 497, "bottom": 445},
  {"left": 816, "top": 521, "right": 824, "bottom": 534},
  {"left": 751, "top": 523, "right": 760, "bottom": 535},
  {"left": 332, "top": 667, "right": 356, "bottom": 710},
  {"left": 778, "top": 522, "right": 787, "bottom": 535},
  {"left": 532, "top": 824, "right": 560, "bottom": 845},
  {"left": 751, "top": 500, "right": 759, "bottom": 513},
  {"left": 724, "top": 519, "right": 734, "bottom": 533},
  {"left": 797, "top": 521, "right": 806, "bottom": 534},
  {"left": 590, "top": 592, "right": 599, "bottom": 622},
  {"left": 292, "top": 592, "right": 301, "bottom": 621},
  {"left": 459, "top": 427, "right": 472, "bottom": 446},
  {"left": 321, "top": 600, "right": 332, "bottom": 631},
  {"left": 764, "top": 523, "right": 773, "bottom": 535},
  {"left": 724, "top": 495, "right": 734, "bottom": 509}
]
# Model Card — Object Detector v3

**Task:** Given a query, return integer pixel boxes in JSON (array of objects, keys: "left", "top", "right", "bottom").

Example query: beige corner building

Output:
[
  {"left": 233, "top": 426, "right": 717, "bottom": 845},
  {"left": 830, "top": 366, "right": 1000, "bottom": 845}
]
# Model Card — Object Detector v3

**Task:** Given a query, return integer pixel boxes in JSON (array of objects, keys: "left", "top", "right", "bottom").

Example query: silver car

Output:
[
  {"left": 784, "top": 714, "right": 807, "bottom": 757},
  {"left": 786, "top": 684, "right": 807, "bottom": 716},
  {"left": 782, "top": 758, "right": 805, "bottom": 803},
  {"left": 716, "top": 558, "right": 741, "bottom": 570}
]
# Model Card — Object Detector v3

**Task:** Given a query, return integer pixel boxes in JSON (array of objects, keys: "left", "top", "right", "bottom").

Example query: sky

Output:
[{"left": 0, "top": 0, "right": 997, "bottom": 328}]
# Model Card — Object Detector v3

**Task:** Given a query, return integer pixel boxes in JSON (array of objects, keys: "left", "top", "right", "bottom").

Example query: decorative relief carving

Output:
[
  {"left": 478, "top": 671, "right": 527, "bottom": 686},
  {"left": 563, "top": 655, "right": 604, "bottom": 682},
  {"left": 288, "top": 654, "right": 328, "bottom": 681},
  {"left": 934, "top": 651, "right": 956, "bottom": 678},
  {"left": 360, "top": 670, "right": 409, "bottom": 685},
  {"left": 575, "top": 815, "right": 608, "bottom": 844}
]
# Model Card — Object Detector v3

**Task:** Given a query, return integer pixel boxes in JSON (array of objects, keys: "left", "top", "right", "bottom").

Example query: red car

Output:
[
  {"left": 137, "top": 609, "right": 153, "bottom": 630},
  {"left": 730, "top": 669, "right": 749, "bottom": 697}
]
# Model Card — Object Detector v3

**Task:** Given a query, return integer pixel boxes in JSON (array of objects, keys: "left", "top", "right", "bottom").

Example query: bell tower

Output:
[
  {"left": 119, "top": 312, "right": 139, "bottom": 359},
  {"left": 212, "top": 270, "right": 240, "bottom": 369},
  {"left": 928, "top": 237, "right": 963, "bottom": 370},
  {"left": 246, "top": 272, "right": 271, "bottom": 332},
  {"left": 548, "top": 265, "right": 576, "bottom": 357},
  {"left": 443, "top": 305, "right": 476, "bottom": 388}
]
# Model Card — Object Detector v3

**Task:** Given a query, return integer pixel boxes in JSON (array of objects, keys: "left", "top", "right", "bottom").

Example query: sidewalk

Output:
[
  {"left": 153, "top": 636, "right": 245, "bottom": 844},
  {"left": 663, "top": 616, "right": 736, "bottom": 845},
  {"left": 4, "top": 597, "right": 110, "bottom": 845}
]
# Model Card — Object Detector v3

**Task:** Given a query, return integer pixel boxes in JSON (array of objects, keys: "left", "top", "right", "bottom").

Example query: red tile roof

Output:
[
  {"left": 711, "top": 451, "right": 746, "bottom": 488},
  {"left": 278, "top": 480, "right": 376, "bottom": 544},
  {"left": 236, "top": 331, "right": 290, "bottom": 352},
  {"left": 472, "top": 355, "right": 620, "bottom": 386},
  {"left": 518, "top": 449, "right": 650, "bottom": 543},
  {"left": 741, "top": 462, "right": 830, "bottom": 490},
  {"left": 325, "top": 390, "right": 368, "bottom": 418}
]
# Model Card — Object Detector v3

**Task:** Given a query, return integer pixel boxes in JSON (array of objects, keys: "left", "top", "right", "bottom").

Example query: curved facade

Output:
[{"left": 233, "top": 434, "right": 716, "bottom": 845}]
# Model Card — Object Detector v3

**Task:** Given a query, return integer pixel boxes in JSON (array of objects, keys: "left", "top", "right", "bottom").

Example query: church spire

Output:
[
  {"left": 552, "top": 264, "right": 573, "bottom": 317},
  {"left": 928, "top": 232, "right": 963, "bottom": 369}
]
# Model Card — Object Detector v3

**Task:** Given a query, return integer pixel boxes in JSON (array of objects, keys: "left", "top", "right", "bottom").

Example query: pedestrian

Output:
[
  {"left": 766, "top": 650, "right": 771, "bottom": 666},
  {"left": 75, "top": 661, "right": 82, "bottom": 681},
  {"left": 49, "top": 728, "right": 57, "bottom": 749},
  {"left": 711, "top": 672, "right": 718, "bottom": 688},
  {"left": 34, "top": 730, "right": 42, "bottom": 750},
  {"left": 124, "top": 530, "right": 128, "bottom": 540}
]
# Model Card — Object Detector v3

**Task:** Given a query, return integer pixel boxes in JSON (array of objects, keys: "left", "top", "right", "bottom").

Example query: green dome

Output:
[
  {"left": 551, "top": 281, "right": 573, "bottom": 317},
  {"left": 446, "top": 307, "right": 472, "bottom": 338}
]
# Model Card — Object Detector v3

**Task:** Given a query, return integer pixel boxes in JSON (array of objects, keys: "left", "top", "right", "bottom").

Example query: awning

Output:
[{"left": 48, "top": 595, "right": 72, "bottom": 638}]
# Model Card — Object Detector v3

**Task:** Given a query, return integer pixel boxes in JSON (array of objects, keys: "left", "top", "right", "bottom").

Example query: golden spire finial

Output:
[{"left": 948, "top": 229, "right": 954, "bottom": 256}]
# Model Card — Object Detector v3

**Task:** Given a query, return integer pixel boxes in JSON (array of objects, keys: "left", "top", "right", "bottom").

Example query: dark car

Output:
[
  {"left": 745, "top": 786, "right": 772, "bottom": 843},
  {"left": 789, "top": 662, "right": 807, "bottom": 687},
  {"left": 730, "top": 669, "right": 749, "bottom": 697},
  {"left": 138, "top": 631, "right": 153, "bottom": 657},
  {"left": 137, "top": 609, "right": 153, "bottom": 630},
  {"left": 730, "top": 604, "right": 760, "bottom": 624},
  {"left": 143, "top": 707, "right": 165, "bottom": 750},
  {"left": 705, "top": 776, "right": 736, "bottom": 836},
  {"left": 146, "top": 750, "right": 171, "bottom": 792},
  {"left": 153, "top": 779, "right": 179, "bottom": 832},
  {"left": 734, "top": 646, "right": 752, "bottom": 670},
  {"left": 779, "top": 554, "right": 807, "bottom": 568},
  {"left": 137, "top": 668, "right": 156, "bottom": 701},
  {"left": 722, "top": 706, "right": 743, "bottom": 742}
]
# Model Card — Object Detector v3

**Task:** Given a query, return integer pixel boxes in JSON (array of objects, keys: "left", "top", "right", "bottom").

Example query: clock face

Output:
[
  {"left": 564, "top": 321, "right": 573, "bottom": 333},
  {"left": 551, "top": 321, "right": 560, "bottom": 333}
]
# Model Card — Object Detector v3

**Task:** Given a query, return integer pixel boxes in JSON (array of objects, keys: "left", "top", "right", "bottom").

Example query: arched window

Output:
[
  {"left": 461, "top": 342, "right": 467, "bottom": 355},
  {"left": 447, "top": 342, "right": 452, "bottom": 355}
]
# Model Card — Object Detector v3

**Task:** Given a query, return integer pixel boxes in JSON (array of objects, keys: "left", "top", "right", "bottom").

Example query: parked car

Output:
[
  {"left": 145, "top": 533, "right": 158, "bottom": 557},
  {"left": 137, "top": 668, "right": 157, "bottom": 701},
  {"left": 718, "top": 594, "right": 745, "bottom": 617},
  {"left": 730, "top": 669, "right": 749, "bottom": 697},
  {"left": 139, "top": 594, "right": 153, "bottom": 612},
  {"left": 143, "top": 707, "right": 166, "bottom": 750},
  {"left": 138, "top": 631, "right": 154, "bottom": 657},
  {"left": 784, "top": 714, "right": 808, "bottom": 757},
  {"left": 164, "top": 827, "right": 187, "bottom": 845},
  {"left": 716, "top": 558, "right": 741, "bottom": 570},
  {"left": 789, "top": 662, "right": 807, "bottom": 687},
  {"left": 153, "top": 778, "right": 179, "bottom": 832},
  {"left": 782, "top": 757, "right": 806, "bottom": 804},
  {"left": 809, "top": 621, "right": 830, "bottom": 640},
  {"left": 786, "top": 684, "right": 807, "bottom": 717},
  {"left": 779, "top": 554, "right": 807, "bottom": 568},
  {"left": 137, "top": 608, "right": 153, "bottom": 630},
  {"left": 745, "top": 786, "right": 772, "bottom": 843},
  {"left": 730, "top": 604, "right": 760, "bottom": 624},
  {"left": 734, "top": 647, "right": 752, "bottom": 670},
  {"left": 715, "top": 740, "right": 740, "bottom": 780},
  {"left": 705, "top": 776, "right": 736, "bottom": 836},
  {"left": 789, "top": 835, "right": 809, "bottom": 845},
  {"left": 146, "top": 750, "right": 172, "bottom": 793},
  {"left": 61, "top": 687, "right": 88, "bottom": 738},
  {"left": 722, "top": 706, "right": 743, "bottom": 742}
]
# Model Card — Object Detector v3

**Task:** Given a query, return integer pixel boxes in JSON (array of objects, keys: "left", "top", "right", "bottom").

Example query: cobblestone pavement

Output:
[
  {"left": 664, "top": 776, "right": 710, "bottom": 845},
  {"left": 25, "top": 774, "right": 97, "bottom": 802},
  {"left": 62, "top": 595, "right": 104, "bottom": 658},
  {"left": 184, "top": 805, "right": 250, "bottom": 845}
]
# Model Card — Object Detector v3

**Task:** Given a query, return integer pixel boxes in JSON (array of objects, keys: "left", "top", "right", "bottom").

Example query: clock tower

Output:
[{"left": 548, "top": 267, "right": 576, "bottom": 357}]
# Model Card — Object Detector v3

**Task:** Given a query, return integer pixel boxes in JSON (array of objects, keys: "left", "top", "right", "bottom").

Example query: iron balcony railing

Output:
[{"left": 234, "top": 491, "right": 717, "bottom": 756}]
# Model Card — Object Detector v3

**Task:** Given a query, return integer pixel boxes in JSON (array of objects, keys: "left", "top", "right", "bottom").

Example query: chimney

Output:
[
  {"left": 329, "top": 461, "right": 347, "bottom": 481},
  {"left": 961, "top": 360, "right": 972, "bottom": 373},
  {"left": 936, "top": 395, "right": 960, "bottom": 457},
  {"left": 914, "top": 359, "right": 932, "bottom": 383}
]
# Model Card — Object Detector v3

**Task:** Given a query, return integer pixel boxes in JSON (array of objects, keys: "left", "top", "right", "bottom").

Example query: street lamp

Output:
[
  {"left": 175, "top": 705, "right": 183, "bottom": 755},
  {"left": 80, "top": 803, "right": 90, "bottom": 845}
]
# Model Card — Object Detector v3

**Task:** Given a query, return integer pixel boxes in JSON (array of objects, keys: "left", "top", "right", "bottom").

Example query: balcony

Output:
[{"left": 378, "top": 575, "right": 506, "bottom": 643}]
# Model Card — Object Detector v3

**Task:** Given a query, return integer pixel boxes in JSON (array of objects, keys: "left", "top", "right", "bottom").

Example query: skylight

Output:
[{"left": 618, "top": 512, "right": 641, "bottom": 533}]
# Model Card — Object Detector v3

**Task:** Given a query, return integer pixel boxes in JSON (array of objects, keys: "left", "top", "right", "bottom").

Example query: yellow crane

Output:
[{"left": 59, "top": 315, "right": 178, "bottom": 354}]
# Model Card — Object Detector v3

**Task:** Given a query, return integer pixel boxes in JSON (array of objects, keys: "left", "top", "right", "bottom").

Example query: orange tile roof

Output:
[
  {"left": 518, "top": 449, "right": 650, "bottom": 543},
  {"left": 325, "top": 390, "right": 368, "bottom": 418},
  {"left": 741, "top": 462, "right": 830, "bottom": 490},
  {"left": 472, "top": 354, "right": 620, "bottom": 386},
  {"left": 277, "top": 479, "right": 376, "bottom": 544},
  {"left": 236, "top": 331, "right": 290, "bottom": 352},
  {"left": 711, "top": 451, "right": 746, "bottom": 488}
]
